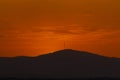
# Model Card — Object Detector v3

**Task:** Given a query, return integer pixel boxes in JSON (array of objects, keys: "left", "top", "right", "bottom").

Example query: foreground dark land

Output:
[
  {"left": 0, "top": 49, "right": 120, "bottom": 79},
  {"left": 0, "top": 78, "right": 120, "bottom": 80}
]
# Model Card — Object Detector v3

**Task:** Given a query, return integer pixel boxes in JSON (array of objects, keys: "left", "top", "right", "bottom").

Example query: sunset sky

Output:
[{"left": 0, "top": 0, "right": 120, "bottom": 57}]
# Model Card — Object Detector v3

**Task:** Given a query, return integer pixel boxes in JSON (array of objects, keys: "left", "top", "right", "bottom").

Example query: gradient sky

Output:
[{"left": 0, "top": 0, "right": 120, "bottom": 57}]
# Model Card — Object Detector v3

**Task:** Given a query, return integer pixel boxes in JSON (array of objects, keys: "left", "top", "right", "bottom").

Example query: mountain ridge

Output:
[
  {"left": 0, "top": 49, "right": 120, "bottom": 78},
  {"left": 0, "top": 49, "right": 115, "bottom": 59}
]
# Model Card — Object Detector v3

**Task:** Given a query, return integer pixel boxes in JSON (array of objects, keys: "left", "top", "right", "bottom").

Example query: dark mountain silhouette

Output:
[{"left": 0, "top": 49, "right": 120, "bottom": 78}]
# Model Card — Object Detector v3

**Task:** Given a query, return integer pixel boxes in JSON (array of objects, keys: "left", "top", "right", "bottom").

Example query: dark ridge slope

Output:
[{"left": 0, "top": 49, "right": 120, "bottom": 78}]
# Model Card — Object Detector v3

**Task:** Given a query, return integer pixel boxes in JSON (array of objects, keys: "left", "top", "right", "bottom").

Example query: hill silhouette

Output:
[{"left": 0, "top": 49, "right": 120, "bottom": 78}]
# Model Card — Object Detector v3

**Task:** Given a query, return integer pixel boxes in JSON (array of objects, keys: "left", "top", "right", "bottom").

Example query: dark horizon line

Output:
[{"left": 0, "top": 48, "right": 118, "bottom": 59}]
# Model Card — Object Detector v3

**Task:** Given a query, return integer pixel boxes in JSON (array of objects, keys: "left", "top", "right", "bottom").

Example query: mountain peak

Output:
[
  {"left": 53, "top": 49, "right": 93, "bottom": 55},
  {"left": 54, "top": 49, "right": 78, "bottom": 52},
  {"left": 45, "top": 49, "right": 103, "bottom": 57}
]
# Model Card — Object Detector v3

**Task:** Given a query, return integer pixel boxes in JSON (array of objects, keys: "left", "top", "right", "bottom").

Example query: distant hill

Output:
[{"left": 0, "top": 49, "right": 120, "bottom": 78}]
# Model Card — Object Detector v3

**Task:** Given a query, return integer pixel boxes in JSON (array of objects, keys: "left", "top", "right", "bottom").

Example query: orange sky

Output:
[{"left": 0, "top": 0, "right": 120, "bottom": 57}]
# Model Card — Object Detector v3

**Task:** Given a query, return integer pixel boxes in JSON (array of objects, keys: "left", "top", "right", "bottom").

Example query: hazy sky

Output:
[{"left": 0, "top": 0, "right": 120, "bottom": 57}]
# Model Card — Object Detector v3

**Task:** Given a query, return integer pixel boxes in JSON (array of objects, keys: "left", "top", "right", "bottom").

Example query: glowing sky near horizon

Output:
[{"left": 0, "top": 0, "right": 120, "bottom": 57}]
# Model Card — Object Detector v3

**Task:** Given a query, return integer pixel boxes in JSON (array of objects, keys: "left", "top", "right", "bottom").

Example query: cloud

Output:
[
  {"left": 26, "top": 25, "right": 89, "bottom": 35},
  {"left": 0, "top": 23, "right": 120, "bottom": 42},
  {"left": 64, "top": 28, "right": 120, "bottom": 43}
]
